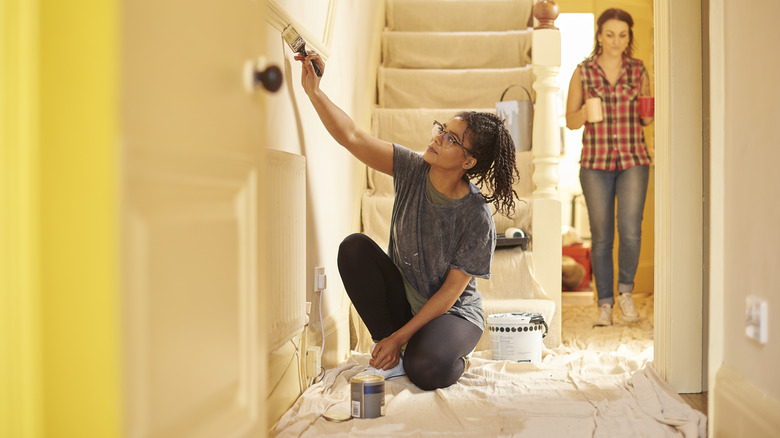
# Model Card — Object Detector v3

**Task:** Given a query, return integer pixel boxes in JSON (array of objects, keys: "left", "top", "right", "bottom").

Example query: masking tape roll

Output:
[{"left": 504, "top": 227, "right": 525, "bottom": 238}]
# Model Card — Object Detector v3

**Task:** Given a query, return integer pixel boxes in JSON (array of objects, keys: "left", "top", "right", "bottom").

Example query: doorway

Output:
[{"left": 557, "top": 12, "right": 656, "bottom": 354}]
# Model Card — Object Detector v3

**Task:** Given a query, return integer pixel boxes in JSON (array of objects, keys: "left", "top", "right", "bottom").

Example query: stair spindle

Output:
[{"left": 531, "top": 0, "right": 562, "bottom": 347}]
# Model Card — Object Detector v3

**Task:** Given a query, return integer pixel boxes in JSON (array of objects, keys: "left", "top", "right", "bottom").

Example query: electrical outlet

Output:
[
  {"left": 745, "top": 295, "right": 768, "bottom": 344},
  {"left": 306, "top": 346, "right": 321, "bottom": 378},
  {"left": 313, "top": 266, "right": 326, "bottom": 292}
]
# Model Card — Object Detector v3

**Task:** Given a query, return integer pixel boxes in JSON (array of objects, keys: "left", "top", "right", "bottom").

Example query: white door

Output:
[{"left": 121, "top": 1, "right": 273, "bottom": 437}]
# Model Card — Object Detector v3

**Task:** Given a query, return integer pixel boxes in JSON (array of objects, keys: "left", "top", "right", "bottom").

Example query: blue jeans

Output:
[{"left": 579, "top": 165, "right": 649, "bottom": 307}]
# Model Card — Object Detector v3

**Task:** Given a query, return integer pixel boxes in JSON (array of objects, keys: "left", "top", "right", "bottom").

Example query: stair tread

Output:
[
  {"left": 372, "top": 107, "right": 495, "bottom": 149},
  {"left": 378, "top": 66, "right": 534, "bottom": 109},
  {"left": 383, "top": 30, "right": 532, "bottom": 69},
  {"left": 387, "top": 0, "right": 534, "bottom": 32},
  {"left": 368, "top": 107, "right": 536, "bottom": 205}
]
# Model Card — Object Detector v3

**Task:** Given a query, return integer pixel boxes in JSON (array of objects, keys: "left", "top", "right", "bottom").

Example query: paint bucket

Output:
[
  {"left": 487, "top": 312, "right": 548, "bottom": 363},
  {"left": 350, "top": 375, "right": 385, "bottom": 418},
  {"left": 496, "top": 84, "right": 534, "bottom": 152}
]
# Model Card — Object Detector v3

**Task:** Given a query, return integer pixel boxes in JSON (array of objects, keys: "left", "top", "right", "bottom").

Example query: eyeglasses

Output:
[{"left": 431, "top": 120, "right": 472, "bottom": 154}]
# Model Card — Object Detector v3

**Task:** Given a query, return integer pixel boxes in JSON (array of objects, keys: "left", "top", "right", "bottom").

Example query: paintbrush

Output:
[{"left": 282, "top": 24, "right": 323, "bottom": 77}]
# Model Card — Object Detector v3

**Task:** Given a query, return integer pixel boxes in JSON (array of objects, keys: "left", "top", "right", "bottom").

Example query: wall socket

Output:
[
  {"left": 313, "top": 266, "right": 326, "bottom": 292},
  {"left": 745, "top": 295, "right": 768, "bottom": 344},
  {"left": 305, "top": 346, "right": 321, "bottom": 379}
]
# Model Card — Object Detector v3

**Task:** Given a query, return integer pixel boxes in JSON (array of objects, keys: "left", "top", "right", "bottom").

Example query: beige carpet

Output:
[{"left": 271, "top": 293, "right": 707, "bottom": 437}]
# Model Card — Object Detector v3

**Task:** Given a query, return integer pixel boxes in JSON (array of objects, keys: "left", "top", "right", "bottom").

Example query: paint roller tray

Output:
[{"left": 496, "top": 235, "right": 530, "bottom": 250}]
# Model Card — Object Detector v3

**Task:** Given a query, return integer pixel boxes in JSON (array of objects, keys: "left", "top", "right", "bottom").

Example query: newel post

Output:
[{"left": 531, "top": 0, "right": 562, "bottom": 347}]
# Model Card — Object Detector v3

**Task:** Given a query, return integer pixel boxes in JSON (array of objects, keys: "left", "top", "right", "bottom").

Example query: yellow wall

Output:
[
  {"left": 2, "top": 0, "right": 42, "bottom": 435},
  {"left": 40, "top": 0, "right": 122, "bottom": 435},
  {"left": 557, "top": 0, "right": 655, "bottom": 295},
  {"left": 1, "top": 0, "right": 122, "bottom": 437}
]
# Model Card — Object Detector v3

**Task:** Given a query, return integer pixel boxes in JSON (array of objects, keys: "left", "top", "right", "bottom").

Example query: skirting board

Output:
[
  {"left": 267, "top": 331, "right": 305, "bottom": 428},
  {"left": 267, "top": 308, "right": 350, "bottom": 430},
  {"left": 308, "top": 299, "right": 352, "bottom": 367},
  {"left": 713, "top": 365, "right": 780, "bottom": 437}
]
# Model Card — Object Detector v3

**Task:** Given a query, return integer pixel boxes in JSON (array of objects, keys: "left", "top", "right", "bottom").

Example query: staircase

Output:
[{"left": 359, "top": 0, "right": 560, "bottom": 351}]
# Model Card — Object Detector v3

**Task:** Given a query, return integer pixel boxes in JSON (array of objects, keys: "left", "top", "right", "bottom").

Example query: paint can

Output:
[
  {"left": 488, "top": 312, "right": 548, "bottom": 363},
  {"left": 350, "top": 375, "right": 385, "bottom": 418}
]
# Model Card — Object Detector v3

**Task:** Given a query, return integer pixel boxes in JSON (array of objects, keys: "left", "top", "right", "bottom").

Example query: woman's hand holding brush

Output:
[{"left": 294, "top": 51, "right": 325, "bottom": 96}]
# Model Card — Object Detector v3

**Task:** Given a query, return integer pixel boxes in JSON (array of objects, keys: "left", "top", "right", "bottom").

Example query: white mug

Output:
[{"left": 585, "top": 97, "right": 603, "bottom": 123}]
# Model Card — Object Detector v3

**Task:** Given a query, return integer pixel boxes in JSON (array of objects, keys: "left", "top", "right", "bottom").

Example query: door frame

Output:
[{"left": 654, "top": 0, "right": 707, "bottom": 393}]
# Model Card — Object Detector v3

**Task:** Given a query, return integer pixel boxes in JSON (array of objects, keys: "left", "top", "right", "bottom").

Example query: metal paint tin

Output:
[{"left": 350, "top": 375, "right": 385, "bottom": 418}]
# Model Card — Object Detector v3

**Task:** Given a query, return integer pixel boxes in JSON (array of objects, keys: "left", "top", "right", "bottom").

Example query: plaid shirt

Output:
[{"left": 578, "top": 55, "right": 652, "bottom": 170}]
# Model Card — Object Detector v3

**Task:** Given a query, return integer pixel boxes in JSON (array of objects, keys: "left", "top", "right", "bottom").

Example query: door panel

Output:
[{"left": 122, "top": 1, "right": 268, "bottom": 437}]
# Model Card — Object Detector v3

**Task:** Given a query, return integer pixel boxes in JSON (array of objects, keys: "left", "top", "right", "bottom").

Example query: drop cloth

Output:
[{"left": 272, "top": 294, "right": 706, "bottom": 437}]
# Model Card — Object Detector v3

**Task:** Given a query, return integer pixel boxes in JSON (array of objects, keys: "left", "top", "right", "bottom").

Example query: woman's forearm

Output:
[
  {"left": 566, "top": 107, "right": 587, "bottom": 130},
  {"left": 306, "top": 88, "right": 360, "bottom": 149},
  {"left": 388, "top": 269, "right": 472, "bottom": 345},
  {"left": 390, "top": 293, "right": 457, "bottom": 345}
]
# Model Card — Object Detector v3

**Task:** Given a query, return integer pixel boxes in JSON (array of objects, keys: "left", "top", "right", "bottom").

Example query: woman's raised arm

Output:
[{"left": 297, "top": 52, "right": 394, "bottom": 175}]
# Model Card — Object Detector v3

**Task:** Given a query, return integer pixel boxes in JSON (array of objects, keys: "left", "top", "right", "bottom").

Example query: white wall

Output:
[
  {"left": 264, "top": 0, "right": 385, "bottom": 366},
  {"left": 721, "top": 0, "right": 780, "bottom": 399}
]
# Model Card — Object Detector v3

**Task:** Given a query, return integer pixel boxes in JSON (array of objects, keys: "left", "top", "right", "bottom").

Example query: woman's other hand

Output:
[
  {"left": 294, "top": 50, "right": 324, "bottom": 95},
  {"left": 639, "top": 69, "right": 654, "bottom": 126},
  {"left": 370, "top": 336, "right": 403, "bottom": 371}
]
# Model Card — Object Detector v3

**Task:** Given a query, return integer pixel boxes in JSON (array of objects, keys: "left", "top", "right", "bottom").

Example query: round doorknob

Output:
[
  {"left": 244, "top": 57, "right": 283, "bottom": 93},
  {"left": 257, "top": 65, "right": 282, "bottom": 92}
]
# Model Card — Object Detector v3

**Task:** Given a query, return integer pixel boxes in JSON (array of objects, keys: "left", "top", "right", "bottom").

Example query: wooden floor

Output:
[{"left": 680, "top": 392, "right": 708, "bottom": 415}]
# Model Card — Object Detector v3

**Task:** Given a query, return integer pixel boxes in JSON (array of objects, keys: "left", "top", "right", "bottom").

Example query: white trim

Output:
[
  {"left": 654, "top": 0, "right": 705, "bottom": 393},
  {"left": 708, "top": 0, "right": 726, "bottom": 429},
  {"left": 653, "top": 0, "right": 672, "bottom": 385},
  {"left": 265, "top": 0, "right": 331, "bottom": 60},
  {"left": 322, "top": 0, "right": 339, "bottom": 49},
  {"left": 714, "top": 365, "right": 780, "bottom": 436}
]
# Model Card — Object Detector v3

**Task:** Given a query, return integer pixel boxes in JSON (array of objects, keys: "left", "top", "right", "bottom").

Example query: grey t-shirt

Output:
[{"left": 388, "top": 144, "right": 496, "bottom": 330}]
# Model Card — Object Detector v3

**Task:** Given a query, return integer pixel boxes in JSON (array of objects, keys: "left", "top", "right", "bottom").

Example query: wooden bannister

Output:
[{"left": 531, "top": 0, "right": 562, "bottom": 346}]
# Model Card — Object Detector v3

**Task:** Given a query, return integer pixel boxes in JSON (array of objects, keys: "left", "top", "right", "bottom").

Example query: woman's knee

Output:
[
  {"left": 338, "top": 233, "right": 372, "bottom": 263},
  {"left": 403, "top": 352, "right": 460, "bottom": 391}
]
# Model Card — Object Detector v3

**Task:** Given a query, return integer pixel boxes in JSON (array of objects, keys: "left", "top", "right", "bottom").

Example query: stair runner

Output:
[
  {"left": 367, "top": 0, "right": 536, "bottom": 240},
  {"left": 359, "top": 0, "right": 557, "bottom": 353}
]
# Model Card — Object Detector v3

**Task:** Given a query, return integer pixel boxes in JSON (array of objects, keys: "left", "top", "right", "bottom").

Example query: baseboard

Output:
[
  {"left": 267, "top": 301, "right": 351, "bottom": 430},
  {"left": 267, "top": 331, "right": 305, "bottom": 429},
  {"left": 306, "top": 298, "right": 352, "bottom": 367},
  {"left": 713, "top": 364, "right": 780, "bottom": 437},
  {"left": 562, "top": 290, "right": 595, "bottom": 305}
]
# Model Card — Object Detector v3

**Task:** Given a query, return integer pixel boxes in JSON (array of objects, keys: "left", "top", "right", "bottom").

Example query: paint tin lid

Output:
[
  {"left": 323, "top": 409, "right": 352, "bottom": 422},
  {"left": 350, "top": 374, "right": 385, "bottom": 384}
]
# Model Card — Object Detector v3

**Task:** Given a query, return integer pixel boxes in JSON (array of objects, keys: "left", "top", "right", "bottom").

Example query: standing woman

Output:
[
  {"left": 294, "top": 51, "right": 518, "bottom": 390},
  {"left": 565, "top": 8, "right": 654, "bottom": 326}
]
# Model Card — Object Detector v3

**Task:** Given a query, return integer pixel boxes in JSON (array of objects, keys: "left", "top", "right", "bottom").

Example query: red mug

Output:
[{"left": 638, "top": 96, "right": 654, "bottom": 118}]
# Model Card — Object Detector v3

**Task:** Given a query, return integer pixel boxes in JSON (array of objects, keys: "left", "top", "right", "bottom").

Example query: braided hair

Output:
[{"left": 456, "top": 111, "right": 520, "bottom": 217}]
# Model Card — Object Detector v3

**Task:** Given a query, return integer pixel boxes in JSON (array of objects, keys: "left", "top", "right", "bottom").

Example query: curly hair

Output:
[{"left": 456, "top": 111, "right": 520, "bottom": 217}]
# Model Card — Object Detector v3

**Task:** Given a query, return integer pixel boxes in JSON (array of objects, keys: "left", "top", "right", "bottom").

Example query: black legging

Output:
[{"left": 338, "top": 233, "right": 483, "bottom": 390}]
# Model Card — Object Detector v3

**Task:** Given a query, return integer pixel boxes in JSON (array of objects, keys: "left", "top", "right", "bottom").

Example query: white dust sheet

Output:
[{"left": 271, "top": 293, "right": 706, "bottom": 437}]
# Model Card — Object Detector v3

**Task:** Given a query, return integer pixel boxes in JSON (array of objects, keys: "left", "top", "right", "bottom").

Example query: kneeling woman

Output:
[{"left": 295, "top": 51, "right": 519, "bottom": 390}]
